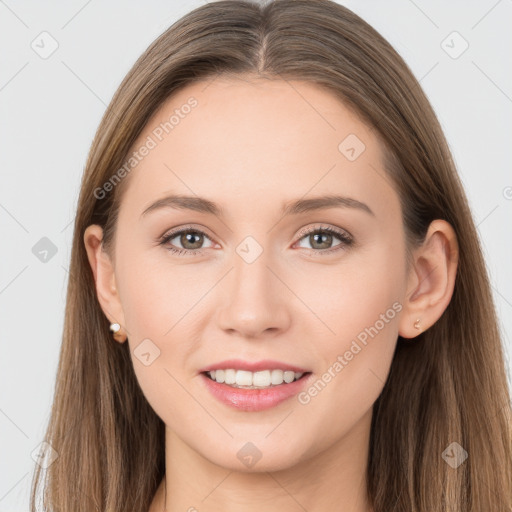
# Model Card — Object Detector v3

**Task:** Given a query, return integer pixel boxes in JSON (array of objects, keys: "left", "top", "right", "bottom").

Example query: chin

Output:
[{"left": 198, "top": 436, "right": 309, "bottom": 473}]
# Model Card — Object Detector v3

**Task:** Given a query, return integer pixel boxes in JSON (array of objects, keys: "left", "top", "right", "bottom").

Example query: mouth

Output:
[{"left": 198, "top": 361, "right": 313, "bottom": 411}]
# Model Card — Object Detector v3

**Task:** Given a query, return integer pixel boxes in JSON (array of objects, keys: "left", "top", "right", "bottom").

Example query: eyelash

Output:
[{"left": 158, "top": 224, "right": 353, "bottom": 257}]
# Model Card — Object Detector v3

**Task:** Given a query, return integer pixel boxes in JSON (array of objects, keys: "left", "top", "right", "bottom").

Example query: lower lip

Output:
[{"left": 200, "top": 373, "right": 311, "bottom": 412}]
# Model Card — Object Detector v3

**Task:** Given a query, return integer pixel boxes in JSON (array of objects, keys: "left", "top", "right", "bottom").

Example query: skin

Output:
[{"left": 84, "top": 75, "right": 458, "bottom": 512}]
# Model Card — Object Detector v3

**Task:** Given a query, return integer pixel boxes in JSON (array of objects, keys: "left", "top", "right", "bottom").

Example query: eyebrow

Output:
[{"left": 140, "top": 194, "right": 375, "bottom": 219}]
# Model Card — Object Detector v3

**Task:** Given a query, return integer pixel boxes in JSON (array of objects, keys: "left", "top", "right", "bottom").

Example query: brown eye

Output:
[
  {"left": 308, "top": 231, "right": 334, "bottom": 250},
  {"left": 178, "top": 231, "right": 204, "bottom": 250},
  {"left": 295, "top": 226, "right": 353, "bottom": 254},
  {"left": 160, "top": 227, "right": 214, "bottom": 255}
]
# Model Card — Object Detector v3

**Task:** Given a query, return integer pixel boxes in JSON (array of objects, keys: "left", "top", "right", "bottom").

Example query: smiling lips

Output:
[
  {"left": 199, "top": 359, "right": 312, "bottom": 411},
  {"left": 199, "top": 358, "right": 309, "bottom": 388}
]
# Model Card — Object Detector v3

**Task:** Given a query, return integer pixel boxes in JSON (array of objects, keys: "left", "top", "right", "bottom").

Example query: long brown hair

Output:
[{"left": 30, "top": 1, "right": 512, "bottom": 510}]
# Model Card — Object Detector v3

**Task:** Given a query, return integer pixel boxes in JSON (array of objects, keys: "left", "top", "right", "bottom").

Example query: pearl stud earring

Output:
[{"left": 110, "top": 322, "right": 127, "bottom": 342}]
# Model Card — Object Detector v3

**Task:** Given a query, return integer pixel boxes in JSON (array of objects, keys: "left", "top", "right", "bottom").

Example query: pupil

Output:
[
  {"left": 182, "top": 232, "right": 203, "bottom": 249},
  {"left": 312, "top": 233, "right": 331, "bottom": 249}
]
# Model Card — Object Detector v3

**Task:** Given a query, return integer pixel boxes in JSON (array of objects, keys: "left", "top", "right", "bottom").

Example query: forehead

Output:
[{"left": 118, "top": 76, "right": 398, "bottom": 222}]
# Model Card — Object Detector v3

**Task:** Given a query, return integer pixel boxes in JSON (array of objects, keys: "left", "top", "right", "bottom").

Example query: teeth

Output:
[
  {"left": 224, "top": 369, "right": 236, "bottom": 385},
  {"left": 236, "top": 370, "right": 253, "bottom": 386},
  {"left": 253, "top": 370, "right": 271, "bottom": 387},
  {"left": 206, "top": 369, "right": 305, "bottom": 388},
  {"left": 271, "top": 369, "right": 283, "bottom": 385}
]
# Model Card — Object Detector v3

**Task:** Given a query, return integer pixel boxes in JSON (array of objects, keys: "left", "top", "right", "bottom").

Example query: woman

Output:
[{"left": 30, "top": 0, "right": 512, "bottom": 510}]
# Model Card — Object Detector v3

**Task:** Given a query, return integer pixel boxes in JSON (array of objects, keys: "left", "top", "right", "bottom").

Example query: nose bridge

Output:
[
  {"left": 216, "top": 233, "right": 290, "bottom": 337},
  {"left": 233, "top": 237, "right": 272, "bottom": 294}
]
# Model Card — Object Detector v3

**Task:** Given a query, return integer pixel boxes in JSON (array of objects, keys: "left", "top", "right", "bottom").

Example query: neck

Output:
[{"left": 150, "top": 408, "right": 373, "bottom": 512}]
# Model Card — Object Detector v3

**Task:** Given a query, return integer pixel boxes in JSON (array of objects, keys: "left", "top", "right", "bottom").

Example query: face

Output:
[{"left": 100, "top": 76, "right": 411, "bottom": 471}]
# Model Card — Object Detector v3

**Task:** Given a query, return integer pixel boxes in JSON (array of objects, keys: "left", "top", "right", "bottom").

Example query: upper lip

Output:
[{"left": 199, "top": 359, "right": 310, "bottom": 374}]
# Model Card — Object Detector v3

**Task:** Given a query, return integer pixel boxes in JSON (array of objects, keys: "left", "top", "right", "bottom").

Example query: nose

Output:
[{"left": 215, "top": 244, "right": 292, "bottom": 339}]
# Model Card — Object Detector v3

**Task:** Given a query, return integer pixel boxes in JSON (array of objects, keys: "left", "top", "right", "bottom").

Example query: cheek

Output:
[
  {"left": 117, "top": 270, "right": 198, "bottom": 431},
  {"left": 116, "top": 248, "right": 202, "bottom": 338},
  {"left": 291, "top": 239, "right": 404, "bottom": 421},
  {"left": 115, "top": 251, "right": 211, "bottom": 416},
  {"left": 290, "top": 235, "right": 405, "bottom": 352}
]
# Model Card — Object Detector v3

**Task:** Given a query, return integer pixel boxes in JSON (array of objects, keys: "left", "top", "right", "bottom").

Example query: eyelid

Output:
[
  {"left": 161, "top": 223, "right": 216, "bottom": 241},
  {"left": 295, "top": 223, "right": 352, "bottom": 241}
]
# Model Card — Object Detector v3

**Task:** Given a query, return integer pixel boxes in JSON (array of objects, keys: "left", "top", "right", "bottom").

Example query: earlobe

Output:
[
  {"left": 83, "top": 224, "right": 127, "bottom": 342},
  {"left": 398, "top": 219, "right": 459, "bottom": 339}
]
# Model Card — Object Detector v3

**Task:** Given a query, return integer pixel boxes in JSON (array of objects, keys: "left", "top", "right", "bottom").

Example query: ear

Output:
[
  {"left": 398, "top": 219, "right": 459, "bottom": 338},
  {"left": 83, "top": 224, "right": 127, "bottom": 343}
]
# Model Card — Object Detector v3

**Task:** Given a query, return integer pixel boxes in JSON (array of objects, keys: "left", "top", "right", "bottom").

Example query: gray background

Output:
[{"left": 1, "top": 0, "right": 511, "bottom": 509}]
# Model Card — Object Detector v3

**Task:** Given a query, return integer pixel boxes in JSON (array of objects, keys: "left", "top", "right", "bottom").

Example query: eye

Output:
[
  {"left": 159, "top": 224, "right": 353, "bottom": 257},
  {"left": 159, "top": 226, "right": 214, "bottom": 256},
  {"left": 294, "top": 224, "right": 353, "bottom": 255}
]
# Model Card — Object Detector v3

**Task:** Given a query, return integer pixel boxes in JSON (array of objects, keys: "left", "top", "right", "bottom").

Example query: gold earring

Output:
[
  {"left": 110, "top": 322, "right": 127, "bottom": 342},
  {"left": 413, "top": 318, "right": 421, "bottom": 331}
]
